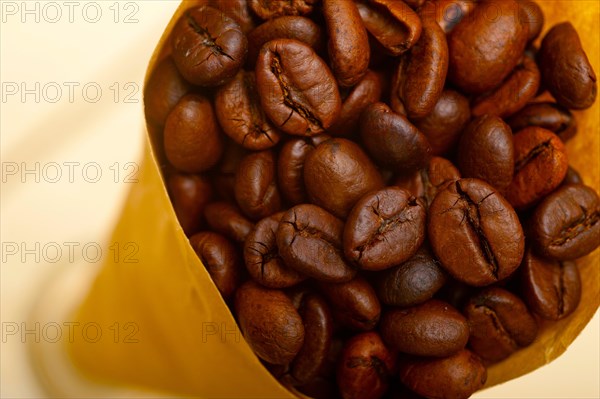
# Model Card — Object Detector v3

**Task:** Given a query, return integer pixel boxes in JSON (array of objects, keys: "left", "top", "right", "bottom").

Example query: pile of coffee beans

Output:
[{"left": 144, "top": 0, "right": 599, "bottom": 398}]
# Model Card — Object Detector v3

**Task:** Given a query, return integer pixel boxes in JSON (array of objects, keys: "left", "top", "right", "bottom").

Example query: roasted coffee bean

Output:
[
  {"left": 168, "top": 173, "right": 213, "bottom": 236},
  {"left": 381, "top": 299, "right": 469, "bottom": 357},
  {"left": 244, "top": 212, "right": 306, "bottom": 288},
  {"left": 539, "top": 22, "right": 597, "bottom": 110},
  {"left": 246, "top": 16, "right": 324, "bottom": 66},
  {"left": 505, "top": 127, "right": 568, "bottom": 210},
  {"left": 320, "top": 276, "right": 381, "bottom": 331},
  {"left": 277, "top": 135, "right": 330, "bottom": 205},
  {"left": 391, "top": 17, "right": 448, "bottom": 119},
  {"left": 204, "top": 201, "right": 254, "bottom": 243},
  {"left": 189, "top": 232, "right": 243, "bottom": 300},
  {"left": 530, "top": 184, "right": 600, "bottom": 261},
  {"left": 304, "top": 138, "right": 384, "bottom": 218},
  {"left": 394, "top": 156, "right": 461, "bottom": 207},
  {"left": 144, "top": 57, "right": 190, "bottom": 128},
  {"left": 277, "top": 204, "right": 357, "bottom": 282},
  {"left": 360, "top": 103, "right": 431, "bottom": 175},
  {"left": 411, "top": 89, "right": 470, "bottom": 156},
  {"left": 256, "top": 39, "right": 341, "bottom": 136},
  {"left": 507, "top": 102, "right": 577, "bottom": 142},
  {"left": 457, "top": 115, "right": 514, "bottom": 191},
  {"left": 337, "top": 332, "right": 394, "bottom": 399},
  {"left": 399, "top": 349, "right": 487, "bottom": 399},
  {"left": 375, "top": 245, "right": 446, "bottom": 307},
  {"left": 250, "top": 0, "right": 316, "bottom": 20},
  {"left": 355, "top": 0, "right": 422, "bottom": 56},
  {"left": 561, "top": 166, "right": 583, "bottom": 186},
  {"left": 235, "top": 281, "right": 305, "bottom": 365},
  {"left": 171, "top": 6, "right": 247, "bottom": 86},
  {"left": 323, "top": 0, "right": 370, "bottom": 87},
  {"left": 234, "top": 150, "right": 282, "bottom": 220},
  {"left": 164, "top": 94, "right": 224, "bottom": 173},
  {"left": 518, "top": 0, "right": 544, "bottom": 42},
  {"left": 344, "top": 187, "right": 426, "bottom": 271},
  {"left": 521, "top": 248, "right": 582, "bottom": 320},
  {"left": 464, "top": 287, "right": 538, "bottom": 363},
  {"left": 210, "top": 0, "right": 256, "bottom": 34},
  {"left": 215, "top": 70, "right": 281, "bottom": 150},
  {"left": 472, "top": 56, "right": 541, "bottom": 119},
  {"left": 419, "top": 0, "right": 477, "bottom": 33},
  {"left": 429, "top": 179, "right": 525, "bottom": 287},
  {"left": 448, "top": 0, "right": 529, "bottom": 94}
]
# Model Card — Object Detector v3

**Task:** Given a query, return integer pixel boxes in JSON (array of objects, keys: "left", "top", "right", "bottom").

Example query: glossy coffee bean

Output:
[
  {"left": 215, "top": 70, "right": 280, "bottom": 150},
  {"left": 164, "top": 94, "right": 224, "bottom": 173},
  {"left": 250, "top": 0, "right": 316, "bottom": 20},
  {"left": 521, "top": 248, "right": 582, "bottom": 320},
  {"left": 304, "top": 138, "right": 384, "bottom": 218},
  {"left": 235, "top": 281, "right": 305, "bottom": 365},
  {"left": 189, "top": 232, "right": 243, "bottom": 300},
  {"left": 337, "top": 332, "right": 394, "bottom": 399},
  {"left": 464, "top": 287, "right": 538, "bottom": 363},
  {"left": 344, "top": 187, "right": 426, "bottom": 271},
  {"left": 168, "top": 173, "right": 213, "bottom": 236},
  {"left": 530, "top": 184, "right": 600, "bottom": 261},
  {"left": 234, "top": 150, "right": 282, "bottom": 220},
  {"left": 507, "top": 102, "right": 577, "bottom": 143},
  {"left": 429, "top": 179, "right": 525, "bottom": 287},
  {"left": 505, "top": 127, "right": 568, "bottom": 210},
  {"left": 457, "top": 115, "right": 514, "bottom": 191},
  {"left": 277, "top": 204, "right": 357, "bottom": 282},
  {"left": 375, "top": 245, "right": 446, "bottom": 307},
  {"left": 561, "top": 166, "right": 583, "bottom": 186},
  {"left": 539, "top": 22, "right": 597, "bottom": 110},
  {"left": 320, "top": 276, "right": 381, "bottom": 331},
  {"left": 323, "top": 0, "right": 370, "bottom": 87},
  {"left": 448, "top": 0, "right": 529, "bottom": 94},
  {"left": 244, "top": 212, "right": 306, "bottom": 288},
  {"left": 255, "top": 39, "right": 341, "bottom": 136},
  {"left": 204, "top": 201, "right": 254, "bottom": 243},
  {"left": 209, "top": 0, "right": 256, "bottom": 34},
  {"left": 360, "top": 103, "right": 431, "bottom": 175},
  {"left": 518, "top": 0, "right": 544, "bottom": 42},
  {"left": 171, "top": 6, "right": 247, "bottom": 86},
  {"left": 399, "top": 349, "right": 487, "bottom": 399},
  {"left": 381, "top": 299, "right": 469, "bottom": 357},
  {"left": 419, "top": 0, "right": 477, "bottom": 33},
  {"left": 144, "top": 57, "right": 190, "bottom": 128}
]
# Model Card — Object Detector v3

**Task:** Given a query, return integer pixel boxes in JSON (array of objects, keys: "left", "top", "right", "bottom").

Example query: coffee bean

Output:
[
  {"left": 168, "top": 173, "right": 213, "bottom": 236},
  {"left": 250, "top": 0, "right": 316, "bottom": 20},
  {"left": 144, "top": 57, "right": 190, "bottom": 128},
  {"left": 209, "top": 0, "right": 256, "bottom": 34},
  {"left": 518, "top": 0, "right": 544, "bottom": 42},
  {"left": 204, "top": 201, "right": 254, "bottom": 243},
  {"left": 507, "top": 102, "right": 577, "bottom": 142}
]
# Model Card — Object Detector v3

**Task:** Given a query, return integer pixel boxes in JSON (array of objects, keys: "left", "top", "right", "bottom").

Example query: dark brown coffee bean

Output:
[
  {"left": 277, "top": 135, "right": 330, "bottom": 205},
  {"left": 505, "top": 127, "right": 568, "bottom": 210},
  {"left": 168, "top": 173, "right": 213, "bottom": 236},
  {"left": 189, "top": 232, "right": 243, "bottom": 300},
  {"left": 411, "top": 89, "right": 470, "bottom": 156},
  {"left": 344, "top": 187, "right": 426, "bottom": 271},
  {"left": 448, "top": 0, "right": 529, "bottom": 94},
  {"left": 164, "top": 94, "right": 224, "bottom": 173},
  {"left": 521, "top": 248, "right": 582, "bottom": 320},
  {"left": 304, "top": 138, "right": 384, "bottom": 218},
  {"left": 244, "top": 212, "right": 306, "bottom": 288},
  {"left": 323, "top": 0, "right": 370, "bottom": 87},
  {"left": 277, "top": 204, "right": 357, "bottom": 282},
  {"left": 464, "top": 287, "right": 538, "bottom": 363},
  {"left": 518, "top": 0, "right": 544, "bottom": 42},
  {"left": 539, "top": 22, "right": 597, "bottom": 110},
  {"left": 472, "top": 56, "right": 541, "bottom": 119},
  {"left": 144, "top": 57, "right": 190, "bottom": 128},
  {"left": 398, "top": 349, "right": 487, "bottom": 399},
  {"left": 171, "top": 6, "right": 247, "bottom": 86},
  {"left": 561, "top": 166, "right": 583, "bottom": 186},
  {"left": 428, "top": 179, "right": 525, "bottom": 286},
  {"left": 457, "top": 115, "right": 514, "bottom": 191},
  {"left": 256, "top": 39, "right": 342, "bottom": 136},
  {"left": 235, "top": 281, "right": 305, "bottom": 364},
  {"left": 507, "top": 102, "right": 577, "bottom": 143},
  {"left": 381, "top": 299, "right": 469, "bottom": 357},
  {"left": 337, "top": 332, "right": 394, "bottom": 399},
  {"left": 392, "top": 18, "right": 448, "bottom": 119},
  {"left": 250, "top": 0, "right": 316, "bottom": 20},
  {"left": 530, "top": 184, "right": 600, "bottom": 261},
  {"left": 375, "top": 245, "right": 446, "bottom": 307},
  {"left": 355, "top": 0, "right": 422, "bottom": 56},
  {"left": 247, "top": 16, "right": 324, "bottom": 67},
  {"left": 204, "top": 201, "right": 254, "bottom": 243},
  {"left": 418, "top": 0, "right": 477, "bottom": 34},
  {"left": 320, "top": 276, "right": 381, "bottom": 331},
  {"left": 234, "top": 150, "right": 282, "bottom": 220},
  {"left": 210, "top": 0, "right": 256, "bottom": 34},
  {"left": 215, "top": 70, "right": 281, "bottom": 150},
  {"left": 360, "top": 103, "right": 431, "bottom": 175}
]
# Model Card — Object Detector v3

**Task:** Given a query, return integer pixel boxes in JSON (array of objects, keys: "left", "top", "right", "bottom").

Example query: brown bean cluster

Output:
[{"left": 144, "top": 1, "right": 599, "bottom": 398}]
